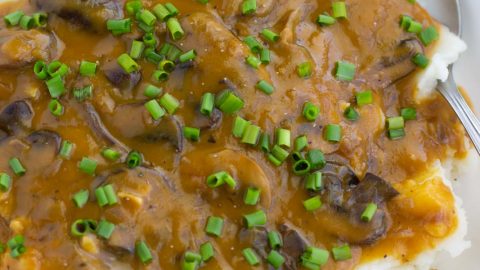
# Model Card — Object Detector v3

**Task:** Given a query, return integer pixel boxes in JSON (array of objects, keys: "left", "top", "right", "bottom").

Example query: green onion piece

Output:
[
  {"left": 256, "top": 80, "right": 274, "bottom": 95},
  {"left": 137, "top": 21, "right": 154, "bottom": 32},
  {"left": 407, "top": 21, "right": 423, "bottom": 33},
  {"left": 48, "top": 99, "right": 64, "bottom": 117},
  {"left": 143, "top": 32, "right": 157, "bottom": 47},
  {"left": 303, "top": 102, "right": 320, "bottom": 121},
  {"left": 104, "top": 184, "right": 118, "bottom": 205},
  {"left": 4, "top": 11, "right": 24, "bottom": 26},
  {"left": 0, "top": 173, "right": 11, "bottom": 192},
  {"left": 33, "top": 61, "right": 48, "bottom": 80},
  {"left": 223, "top": 173, "right": 237, "bottom": 189},
  {"left": 261, "top": 29, "right": 280, "bottom": 43},
  {"left": 182, "top": 260, "right": 198, "bottom": 270},
  {"left": 144, "top": 84, "right": 163, "bottom": 98},
  {"left": 242, "top": 0, "right": 257, "bottom": 15},
  {"left": 183, "top": 127, "right": 201, "bottom": 142},
  {"left": 317, "top": 14, "right": 336, "bottom": 26},
  {"left": 46, "top": 76, "right": 65, "bottom": 98},
  {"left": 95, "top": 186, "right": 108, "bottom": 207},
  {"left": 152, "top": 70, "right": 169, "bottom": 82},
  {"left": 159, "top": 43, "right": 172, "bottom": 55},
  {"left": 387, "top": 116, "right": 405, "bottom": 130},
  {"left": 344, "top": 106, "right": 359, "bottom": 121},
  {"left": 295, "top": 135, "right": 308, "bottom": 152},
  {"left": 305, "top": 172, "right": 323, "bottom": 191},
  {"left": 106, "top": 18, "right": 131, "bottom": 35},
  {"left": 126, "top": 150, "right": 142, "bottom": 168},
  {"left": 74, "top": 85, "right": 93, "bottom": 102},
  {"left": 419, "top": 26, "right": 439, "bottom": 46},
  {"left": 198, "top": 0, "right": 209, "bottom": 4},
  {"left": 335, "top": 60, "right": 355, "bottom": 81},
  {"left": 130, "top": 40, "right": 145, "bottom": 59},
  {"left": 85, "top": 219, "right": 97, "bottom": 232},
  {"left": 271, "top": 145, "right": 289, "bottom": 163},
  {"left": 400, "top": 15, "right": 412, "bottom": 30},
  {"left": 72, "top": 189, "right": 89, "bottom": 208},
  {"left": 102, "top": 148, "right": 121, "bottom": 161},
  {"left": 260, "top": 48, "right": 271, "bottom": 64},
  {"left": 205, "top": 216, "right": 224, "bottom": 237},
  {"left": 206, "top": 171, "right": 228, "bottom": 188},
  {"left": 200, "top": 92, "right": 215, "bottom": 116},
  {"left": 184, "top": 251, "right": 202, "bottom": 264},
  {"left": 401, "top": 107, "right": 417, "bottom": 120},
  {"left": 7, "top": 235, "right": 24, "bottom": 250},
  {"left": 267, "top": 250, "right": 285, "bottom": 269},
  {"left": 47, "top": 61, "right": 69, "bottom": 78},
  {"left": 165, "top": 3, "right": 179, "bottom": 16},
  {"left": 179, "top": 50, "right": 197, "bottom": 63},
  {"left": 215, "top": 89, "right": 244, "bottom": 114},
  {"left": 276, "top": 128, "right": 291, "bottom": 148},
  {"left": 244, "top": 210, "right": 267, "bottom": 228},
  {"left": 332, "top": 244, "right": 352, "bottom": 261},
  {"left": 306, "top": 149, "right": 326, "bottom": 169},
  {"left": 10, "top": 245, "right": 26, "bottom": 258},
  {"left": 242, "top": 248, "right": 260, "bottom": 266},
  {"left": 259, "top": 133, "right": 270, "bottom": 153},
  {"left": 324, "top": 124, "right": 342, "bottom": 142},
  {"left": 78, "top": 157, "right": 97, "bottom": 176},
  {"left": 117, "top": 53, "right": 139, "bottom": 73},
  {"left": 361, "top": 203, "right": 378, "bottom": 222},
  {"left": 166, "top": 44, "right": 182, "bottom": 61},
  {"left": 388, "top": 128, "right": 405, "bottom": 140},
  {"left": 71, "top": 219, "right": 88, "bottom": 237},
  {"left": 137, "top": 9, "right": 157, "bottom": 26},
  {"left": 332, "top": 1, "right": 347, "bottom": 19},
  {"left": 244, "top": 187, "right": 261, "bottom": 205},
  {"left": 291, "top": 151, "right": 303, "bottom": 162},
  {"left": 293, "top": 159, "right": 311, "bottom": 176},
  {"left": 145, "top": 99, "right": 166, "bottom": 120},
  {"left": 59, "top": 140, "right": 74, "bottom": 159},
  {"left": 136, "top": 241, "right": 153, "bottom": 264},
  {"left": 96, "top": 220, "right": 115, "bottom": 239},
  {"left": 19, "top": 15, "right": 34, "bottom": 30},
  {"left": 145, "top": 48, "right": 164, "bottom": 64},
  {"left": 153, "top": 4, "right": 171, "bottom": 21},
  {"left": 268, "top": 154, "right": 282, "bottom": 167},
  {"left": 242, "top": 125, "right": 261, "bottom": 145},
  {"left": 303, "top": 196, "right": 322, "bottom": 211},
  {"left": 9, "top": 158, "right": 26, "bottom": 176},
  {"left": 200, "top": 242, "right": 214, "bottom": 261},
  {"left": 166, "top": 17, "right": 184, "bottom": 40},
  {"left": 79, "top": 60, "right": 97, "bottom": 77},
  {"left": 412, "top": 53, "right": 430, "bottom": 68},
  {"left": 356, "top": 90, "right": 373, "bottom": 106},
  {"left": 268, "top": 231, "right": 283, "bottom": 249},
  {"left": 297, "top": 62, "right": 312, "bottom": 78},
  {"left": 126, "top": 0, "right": 143, "bottom": 15},
  {"left": 243, "top": 36, "right": 263, "bottom": 53},
  {"left": 246, "top": 55, "right": 262, "bottom": 69},
  {"left": 301, "top": 246, "right": 329, "bottom": 269},
  {"left": 159, "top": 93, "right": 180, "bottom": 114}
]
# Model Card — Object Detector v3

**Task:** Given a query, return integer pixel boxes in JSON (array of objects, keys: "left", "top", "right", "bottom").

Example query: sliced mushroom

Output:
[
  {"left": 0, "top": 100, "right": 33, "bottom": 136},
  {"left": 279, "top": 223, "right": 311, "bottom": 270},
  {"left": 105, "top": 224, "right": 135, "bottom": 255},
  {"left": 32, "top": 0, "right": 125, "bottom": 33},
  {"left": 238, "top": 227, "right": 269, "bottom": 258},
  {"left": 192, "top": 108, "right": 223, "bottom": 131},
  {"left": 102, "top": 60, "right": 142, "bottom": 93}
]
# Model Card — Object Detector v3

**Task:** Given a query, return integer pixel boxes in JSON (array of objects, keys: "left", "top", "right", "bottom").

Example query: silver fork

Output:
[{"left": 421, "top": 0, "right": 480, "bottom": 154}]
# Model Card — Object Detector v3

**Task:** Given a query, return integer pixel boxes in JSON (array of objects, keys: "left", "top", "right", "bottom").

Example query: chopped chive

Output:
[
  {"left": 200, "top": 242, "right": 214, "bottom": 261},
  {"left": 400, "top": 15, "right": 412, "bottom": 30},
  {"left": 297, "top": 62, "right": 312, "bottom": 78},
  {"left": 324, "top": 124, "right": 342, "bottom": 142},
  {"left": 232, "top": 116, "right": 250, "bottom": 138},
  {"left": 215, "top": 89, "right": 244, "bottom": 114},
  {"left": 166, "top": 17, "right": 184, "bottom": 40},
  {"left": 259, "top": 133, "right": 271, "bottom": 153},
  {"left": 276, "top": 128, "right": 291, "bottom": 148},
  {"left": 117, "top": 53, "right": 139, "bottom": 73},
  {"left": 144, "top": 84, "right": 163, "bottom": 98},
  {"left": 95, "top": 186, "right": 108, "bottom": 207},
  {"left": 19, "top": 15, "right": 34, "bottom": 30},
  {"left": 129, "top": 40, "right": 145, "bottom": 60},
  {"left": 401, "top": 107, "right": 417, "bottom": 120},
  {"left": 344, "top": 106, "right": 359, "bottom": 121},
  {"left": 268, "top": 154, "right": 282, "bottom": 167},
  {"left": 205, "top": 216, "right": 224, "bottom": 237},
  {"left": 152, "top": 70, "right": 169, "bottom": 82},
  {"left": 102, "top": 148, "right": 121, "bottom": 161},
  {"left": 0, "top": 173, "right": 11, "bottom": 192},
  {"left": 47, "top": 61, "right": 69, "bottom": 78},
  {"left": 244, "top": 187, "right": 261, "bottom": 205},
  {"left": 9, "top": 158, "right": 26, "bottom": 176},
  {"left": 243, "top": 36, "right": 263, "bottom": 54},
  {"left": 136, "top": 241, "right": 153, "bottom": 264},
  {"left": 419, "top": 26, "right": 439, "bottom": 46},
  {"left": 74, "top": 85, "right": 93, "bottom": 102},
  {"left": 243, "top": 248, "right": 260, "bottom": 265},
  {"left": 407, "top": 20, "right": 423, "bottom": 34},
  {"left": 137, "top": 21, "right": 154, "bottom": 32},
  {"left": 96, "top": 220, "right": 115, "bottom": 239},
  {"left": 183, "top": 127, "right": 201, "bottom": 142},
  {"left": 294, "top": 135, "right": 308, "bottom": 152},
  {"left": 303, "top": 196, "right": 322, "bottom": 211},
  {"left": 305, "top": 172, "right": 322, "bottom": 191},
  {"left": 126, "top": 0, "right": 143, "bottom": 15},
  {"left": 271, "top": 145, "right": 289, "bottom": 163},
  {"left": 388, "top": 128, "right": 405, "bottom": 140},
  {"left": 301, "top": 246, "right": 329, "bottom": 269},
  {"left": 160, "top": 93, "right": 180, "bottom": 114},
  {"left": 387, "top": 116, "right": 405, "bottom": 130},
  {"left": 79, "top": 61, "right": 97, "bottom": 77},
  {"left": 4, "top": 11, "right": 24, "bottom": 26},
  {"left": 261, "top": 29, "right": 280, "bottom": 43},
  {"left": 291, "top": 151, "right": 303, "bottom": 162},
  {"left": 246, "top": 55, "right": 262, "bottom": 69},
  {"left": 145, "top": 99, "right": 166, "bottom": 120},
  {"left": 184, "top": 251, "right": 202, "bottom": 264},
  {"left": 303, "top": 102, "right": 320, "bottom": 121},
  {"left": 33, "top": 61, "right": 48, "bottom": 80},
  {"left": 200, "top": 92, "right": 215, "bottom": 116},
  {"left": 46, "top": 76, "right": 65, "bottom": 98},
  {"left": 242, "top": 0, "right": 257, "bottom": 15},
  {"left": 412, "top": 53, "right": 430, "bottom": 68},
  {"left": 103, "top": 184, "right": 118, "bottom": 205},
  {"left": 256, "top": 80, "right": 274, "bottom": 95},
  {"left": 293, "top": 159, "right": 311, "bottom": 176},
  {"left": 317, "top": 14, "right": 336, "bottom": 26},
  {"left": 71, "top": 219, "right": 88, "bottom": 237},
  {"left": 159, "top": 59, "right": 175, "bottom": 72},
  {"left": 242, "top": 125, "right": 261, "bottom": 145},
  {"left": 361, "top": 203, "right": 378, "bottom": 222},
  {"left": 165, "top": 3, "right": 179, "bottom": 16},
  {"left": 48, "top": 99, "right": 64, "bottom": 117},
  {"left": 332, "top": 244, "right": 352, "bottom": 261},
  {"left": 78, "top": 157, "right": 97, "bottom": 176},
  {"left": 153, "top": 4, "right": 171, "bottom": 22},
  {"left": 305, "top": 149, "right": 326, "bottom": 169},
  {"left": 179, "top": 50, "right": 197, "bottom": 63},
  {"left": 243, "top": 210, "right": 267, "bottom": 228},
  {"left": 332, "top": 2, "right": 347, "bottom": 19},
  {"left": 267, "top": 250, "right": 285, "bottom": 269},
  {"left": 126, "top": 150, "right": 142, "bottom": 168},
  {"left": 145, "top": 48, "right": 164, "bottom": 64},
  {"left": 335, "top": 60, "right": 355, "bottom": 81},
  {"left": 137, "top": 9, "right": 156, "bottom": 26},
  {"left": 260, "top": 48, "right": 271, "bottom": 64},
  {"left": 356, "top": 90, "right": 373, "bottom": 106},
  {"left": 268, "top": 231, "right": 283, "bottom": 249},
  {"left": 72, "top": 189, "right": 89, "bottom": 208},
  {"left": 60, "top": 140, "right": 74, "bottom": 159},
  {"left": 106, "top": 18, "right": 131, "bottom": 35},
  {"left": 206, "top": 171, "right": 228, "bottom": 188}
]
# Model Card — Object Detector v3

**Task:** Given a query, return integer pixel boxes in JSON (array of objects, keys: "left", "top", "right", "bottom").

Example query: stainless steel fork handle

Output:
[{"left": 437, "top": 70, "right": 480, "bottom": 155}]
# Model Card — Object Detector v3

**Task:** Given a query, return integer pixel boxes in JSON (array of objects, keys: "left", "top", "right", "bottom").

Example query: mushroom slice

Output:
[
  {"left": 102, "top": 60, "right": 142, "bottom": 93},
  {"left": 0, "top": 100, "right": 33, "bottom": 136}
]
